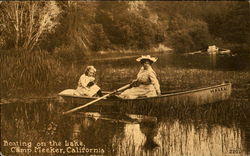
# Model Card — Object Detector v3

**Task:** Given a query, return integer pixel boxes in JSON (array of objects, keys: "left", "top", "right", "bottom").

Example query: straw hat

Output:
[{"left": 136, "top": 55, "right": 158, "bottom": 63}]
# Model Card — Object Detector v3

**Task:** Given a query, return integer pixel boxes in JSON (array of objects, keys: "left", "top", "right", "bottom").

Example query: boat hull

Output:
[{"left": 59, "top": 83, "right": 232, "bottom": 110}]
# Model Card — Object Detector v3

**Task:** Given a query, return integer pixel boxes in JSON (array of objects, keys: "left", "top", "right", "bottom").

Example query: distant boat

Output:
[
  {"left": 218, "top": 48, "right": 231, "bottom": 55},
  {"left": 207, "top": 45, "right": 219, "bottom": 54},
  {"left": 186, "top": 45, "right": 231, "bottom": 56},
  {"left": 59, "top": 82, "right": 232, "bottom": 110}
]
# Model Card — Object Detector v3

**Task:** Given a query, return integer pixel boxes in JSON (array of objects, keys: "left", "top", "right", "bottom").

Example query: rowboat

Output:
[
  {"left": 59, "top": 82, "right": 232, "bottom": 110},
  {"left": 186, "top": 46, "right": 231, "bottom": 56}
]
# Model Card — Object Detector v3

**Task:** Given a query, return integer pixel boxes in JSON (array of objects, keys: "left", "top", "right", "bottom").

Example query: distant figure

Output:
[
  {"left": 75, "top": 66, "right": 102, "bottom": 97},
  {"left": 208, "top": 45, "right": 219, "bottom": 54},
  {"left": 119, "top": 55, "right": 161, "bottom": 99}
]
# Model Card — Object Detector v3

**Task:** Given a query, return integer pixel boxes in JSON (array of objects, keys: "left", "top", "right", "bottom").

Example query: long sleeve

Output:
[
  {"left": 148, "top": 71, "right": 161, "bottom": 95},
  {"left": 119, "top": 66, "right": 160, "bottom": 99}
]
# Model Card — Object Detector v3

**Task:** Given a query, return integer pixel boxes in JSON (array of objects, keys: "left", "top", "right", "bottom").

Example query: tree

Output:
[
  {"left": 168, "top": 14, "right": 211, "bottom": 53},
  {"left": 91, "top": 24, "right": 110, "bottom": 51},
  {"left": 222, "top": 1, "right": 250, "bottom": 43},
  {"left": 41, "top": 1, "right": 98, "bottom": 55},
  {"left": 95, "top": 1, "right": 165, "bottom": 50},
  {"left": 0, "top": 1, "right": 61, "bottom": 51}
]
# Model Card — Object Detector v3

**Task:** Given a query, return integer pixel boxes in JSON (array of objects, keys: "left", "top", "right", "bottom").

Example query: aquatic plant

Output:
[{"left": 0, "top": 50, "right": 61, "bottom": 96}]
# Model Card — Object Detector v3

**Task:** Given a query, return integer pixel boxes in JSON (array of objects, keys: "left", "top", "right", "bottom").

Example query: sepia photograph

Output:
[{"left": 0, "top": 1, "right": 249, "bottom": 156}]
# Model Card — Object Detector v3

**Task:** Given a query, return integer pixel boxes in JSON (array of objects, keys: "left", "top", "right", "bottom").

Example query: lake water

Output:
[
  {"left": 1, "top": 53, "right": 249, "bottom": 156},
  {"left": 1, "top": 99, "right": 249, "bottom": 156},
  {"left": 90, "top": 53, "right": 250, "bottom": 71}
]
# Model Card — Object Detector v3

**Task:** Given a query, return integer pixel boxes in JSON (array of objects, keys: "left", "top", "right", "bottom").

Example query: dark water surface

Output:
[
  {"left": 161, "top": 53, "right": 250, "bottom": 71},
  {"left": 1, "top": 99, "right": 250, "bottom": 156},
  {"left": 90, "top": 53, "right": 250, "bottom": 71}
]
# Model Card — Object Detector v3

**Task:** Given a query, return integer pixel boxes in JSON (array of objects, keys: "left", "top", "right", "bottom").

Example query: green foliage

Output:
[
  {"left": 201, "top": 1, "right": 250, "bottom": 53},
  {"left": 150, "top": 1, "right": 249, "bottom": 54},
  {"left": 41, "top": 2, "right": 97, "bottom": 54},
  {"left": 94, "top": 1, "right": 165, "bottom": 51},
  {"left": 222, "top": 2, "right": 250, "bottom": 44},
  {"left": 91, "top": 24, "right": 111, "bottom": 51},
  {"left": 0, "top": 1, "right": 61, "bottom": 51},
  {"left": 1, "top": 1, "right": 249, "bottom": 100},
  {"left": 1, "top": 1, "right": 248, "bottom": 54},
  {"left": 168, "top": 15, "right": 211, "bottom": 53}
]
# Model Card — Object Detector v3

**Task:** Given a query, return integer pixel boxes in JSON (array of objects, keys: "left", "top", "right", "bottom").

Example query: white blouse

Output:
[
  {"left": 77, "top": 74, "right": 95, "bottom": 88},
  {"left": 136, "top": 66, "right": 161, "bottom": 94}
]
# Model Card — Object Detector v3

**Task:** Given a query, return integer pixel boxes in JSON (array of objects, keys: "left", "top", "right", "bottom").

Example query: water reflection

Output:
[
  {"left": 71, "top": 123, "right": 82, "bottom": 141},
  {"left": 209, "top": 53, "right": 217, "bottom": 69},
  {"left": 1, "top": 100, "right": 249, "bottom": 156},
  {"left": 140, "top": 121, "right": 159, "bottom": 150},
  {"left": 113, "top": 120, "right": 246, "bottom": 156},
  {"left": 58, "top": 114, "right": 123, "bottom": 155}
]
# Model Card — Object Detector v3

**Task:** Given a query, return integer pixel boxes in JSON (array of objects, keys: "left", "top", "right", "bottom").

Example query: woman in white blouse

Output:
[
  {"left": 119, "top": 55, "right": 161, "bottom": 99},
  {"left": 75, "top": 66, "right": 102, "bottom": 97}
]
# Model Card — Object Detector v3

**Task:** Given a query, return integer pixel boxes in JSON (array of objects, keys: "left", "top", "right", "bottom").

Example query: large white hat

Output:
[{"left": 136, "top": 55, "right": 158, "bottom": 63}]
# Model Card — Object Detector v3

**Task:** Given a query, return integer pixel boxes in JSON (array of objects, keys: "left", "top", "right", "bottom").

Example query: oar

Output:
[{"left": 62, "top": 84, "right": 131, "bottom": 115}]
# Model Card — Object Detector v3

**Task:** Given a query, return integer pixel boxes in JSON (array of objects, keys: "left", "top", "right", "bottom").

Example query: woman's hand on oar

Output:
[
  {"left": 62, "top": 84, "right": 131, "bottom": 115},
  {"left": 130, "top": 79, "right": 140, "bottom": 87}
]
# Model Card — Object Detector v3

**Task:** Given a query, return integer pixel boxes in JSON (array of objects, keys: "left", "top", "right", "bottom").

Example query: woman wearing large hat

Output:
[{"left": 119, "top": 55, "right": 161, "bottom": 99}]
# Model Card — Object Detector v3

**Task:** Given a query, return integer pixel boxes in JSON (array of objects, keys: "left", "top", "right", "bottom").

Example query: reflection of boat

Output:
[
  {"left": 59, "top": 82, "right": 231, "bottom": 107},
  {"left": 78, "top": 112, "right": 158, "bottom": 123}
]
